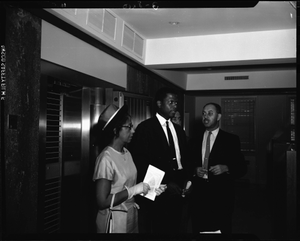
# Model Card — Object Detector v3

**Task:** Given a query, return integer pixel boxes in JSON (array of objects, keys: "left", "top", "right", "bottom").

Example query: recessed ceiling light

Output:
[{"left": 169, "top": 21, "right": 180, "bottom": 25}]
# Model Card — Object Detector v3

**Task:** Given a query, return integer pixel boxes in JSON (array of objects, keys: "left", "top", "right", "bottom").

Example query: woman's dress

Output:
[{"left": 93, "top": 146, "right": 138, "bottom": 233}]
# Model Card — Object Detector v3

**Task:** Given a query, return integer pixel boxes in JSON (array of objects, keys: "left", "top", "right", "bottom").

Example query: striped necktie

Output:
[{"left": 203, "top": 131, "right": 212, "bottom": 171}]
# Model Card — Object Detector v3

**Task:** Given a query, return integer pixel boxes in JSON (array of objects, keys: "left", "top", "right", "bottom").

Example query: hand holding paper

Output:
[
  {"left": 155, "top": 184, "right": 167, "bottom": 196},
  {"left": 127, "top": 182, "right": 150, "bottom": 199},
  {"left": 141, "top": 165, "right": 165, "bottom": 201}
]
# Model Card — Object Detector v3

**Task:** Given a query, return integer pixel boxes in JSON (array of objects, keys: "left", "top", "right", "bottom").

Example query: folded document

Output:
[{"left": 141, "top": 165, "right": 165, "bottom": 201}]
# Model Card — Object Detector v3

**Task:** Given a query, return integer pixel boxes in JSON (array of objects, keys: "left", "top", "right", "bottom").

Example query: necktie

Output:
[
  {"left": 203, "top": 131, "right": 212, "bottom": 171},
  {"left": 166, "top": 120, "right": 178, "bottom": 170}
]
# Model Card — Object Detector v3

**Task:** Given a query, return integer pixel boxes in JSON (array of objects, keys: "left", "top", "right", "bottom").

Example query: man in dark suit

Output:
[
  {"left": 129, "top": 87, "right": 191, "bottom": 234},
  {"left": 189, "top": 102, "right": 247, "bottom": 235}
]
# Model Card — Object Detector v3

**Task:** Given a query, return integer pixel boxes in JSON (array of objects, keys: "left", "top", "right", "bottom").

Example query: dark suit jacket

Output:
[
  {"left": 130, "top": 116, "right": 189, "bottom": 186},
  {"left": 129, "top": 116, "right": 190, "bottom": 233},
  {"left": 189, "top": 129, "right": 247, "bottom": 213}
]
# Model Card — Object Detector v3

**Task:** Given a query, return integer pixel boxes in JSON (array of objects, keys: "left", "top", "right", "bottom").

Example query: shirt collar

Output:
[
  {"left": 156, "top": 113, "right": 169, "bottom": 126},
  {"left": 206, "top": 128, "right": 219, "bottom": 137}
]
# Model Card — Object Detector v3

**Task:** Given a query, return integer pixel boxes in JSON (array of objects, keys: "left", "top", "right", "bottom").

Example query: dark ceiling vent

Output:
[{"left": 225, "top": 76, "right": 249, "bottom": 80}]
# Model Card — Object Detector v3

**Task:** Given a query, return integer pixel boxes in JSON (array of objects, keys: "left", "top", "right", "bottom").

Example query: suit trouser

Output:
[
  {"left": 190, "top": 178, "right": 233, "bottom": 234},
  {"left": 137, "top": 170, "right": 187, "bottom": 234}
]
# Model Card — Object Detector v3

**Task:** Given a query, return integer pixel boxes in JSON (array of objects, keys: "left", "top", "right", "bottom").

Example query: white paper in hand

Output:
[{"left": 142, "top": 165, "right": 165, "bottom": 201}]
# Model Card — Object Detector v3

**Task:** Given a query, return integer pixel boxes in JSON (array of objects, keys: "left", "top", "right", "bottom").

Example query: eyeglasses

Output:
[{"left": 122, "top": 123, "right": 134, "bottom": 130}]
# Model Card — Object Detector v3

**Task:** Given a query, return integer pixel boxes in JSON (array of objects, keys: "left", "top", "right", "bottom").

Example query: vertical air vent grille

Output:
[
  {"left": 134, "top": 33, "right": 144, "bottom": 58},
  {"left": 122, "top": 24, "right": 144, "bottom": 58},
  {"left": 224, "top": 76, "right": 249, "bottom": 80},
  {"left": 103, "top": 10, "right": 116, "bottom": 39},
  {"left": 123, "top": 24, "right": 134, "bottom": 51},
  {"left": 86, "top": 9, "right": 104, "bottom": 33}
]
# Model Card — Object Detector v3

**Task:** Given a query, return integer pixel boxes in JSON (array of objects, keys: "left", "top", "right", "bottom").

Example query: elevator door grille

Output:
[
  {"left": 43, "top": 90, "right": 62, "bottom": 233},
  {"left": 44, "top": 177, "right": 61, "bottom": 233}
]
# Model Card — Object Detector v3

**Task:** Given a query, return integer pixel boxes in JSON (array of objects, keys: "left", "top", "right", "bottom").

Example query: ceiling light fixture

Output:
[{"left": 169, "top": 21, "right": 180, "bottom": 25}]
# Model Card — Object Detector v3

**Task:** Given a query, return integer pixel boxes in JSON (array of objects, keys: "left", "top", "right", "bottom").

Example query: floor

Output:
[
  {"left": 185, "top": 180, "right": 274, "bottom": 240},
  {"left": 231, "top": 181, "right": 273, "bottom": 240}
]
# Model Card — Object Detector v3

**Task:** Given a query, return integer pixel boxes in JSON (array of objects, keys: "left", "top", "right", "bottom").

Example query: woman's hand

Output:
[
  {"left": 127, "top": 182, "right": 150, "bottom": 199},
  {"left": 155, "top": 184, "right": 167, "bottom": 196},
  {"left": 142, "top": 182, "right": 151, "bottom": 195},
  {"left": 135, "top": 182, "right": 151, "bottom": 195}
]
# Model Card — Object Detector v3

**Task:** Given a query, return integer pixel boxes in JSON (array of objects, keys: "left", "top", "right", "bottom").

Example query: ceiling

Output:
[
  {"left": 22, "top": 1, "right": 297, "bottom": 75},
  {"left": 107, "top": 1, "right": 297, "bottom": 72},
  {"left": 110, "top": 2, "right": 296, "bottom": 39}
]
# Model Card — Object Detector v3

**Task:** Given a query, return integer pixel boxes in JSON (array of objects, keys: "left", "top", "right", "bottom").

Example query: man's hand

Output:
[
  {"left": 196, "top": 167, "right": 208, "bottom": 178},
  {"left": 182, "top": 181, "right": 192, "bottom": 197},
  {"left": 209, "top": 165, "right": 229, "bottom": 175}
]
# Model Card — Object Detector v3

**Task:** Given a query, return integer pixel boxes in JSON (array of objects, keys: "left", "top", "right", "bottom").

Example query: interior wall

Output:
[
  {"left": 45, "top": 8, "right": 146, "bottom": 66},
  {"left": 184, "top": 95, "right": 195, "bottom": 138},
  {"left": 186, "top": 68, "right": 296, "bottom": 90},
  {"left": 41, "top": 20, "right": 127, "bottom": 88},
  {"left": 255, "top": 95, "right": 289, "bottom": 186},
  {"left": 4, "top": 7, "right": 41, "bottom": 233},
  {"left": 151, "top": 69, "right": 187, "bottom": 89}
]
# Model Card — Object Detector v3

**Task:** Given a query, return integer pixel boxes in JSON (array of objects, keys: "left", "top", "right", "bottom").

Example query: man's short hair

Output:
[
  {"left": 155, "top": 87, "right": 178, "bottom": 102},
  {"left": 203, "top": 102, "right": 222, "bottom": 114}
]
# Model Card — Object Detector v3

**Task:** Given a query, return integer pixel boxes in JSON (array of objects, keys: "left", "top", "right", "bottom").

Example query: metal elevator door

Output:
[
  {"left": 42, "top": 78, "right": 84, "bottom": 233},
  {"left": 60, "top": 92, "right": 82, "bottom": 233},
  {"left": 41, "top": 78, "right": 153, "bottom": 233}
]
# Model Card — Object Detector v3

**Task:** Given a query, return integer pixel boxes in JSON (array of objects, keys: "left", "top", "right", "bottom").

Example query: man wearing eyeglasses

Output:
[{"left": 130, "top": 87, "right": 191, "bottom": 234}]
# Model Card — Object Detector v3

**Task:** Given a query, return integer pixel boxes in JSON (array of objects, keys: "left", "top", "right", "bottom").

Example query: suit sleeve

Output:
[
  {"left": 186, "top": 136, "right": 202, "bottom": 177},
  {"left": 174, "top": 125, "right": 191, "bottom": 180},
  {"left": 129, "top": 122, "right": 153, "bottom": 183}
]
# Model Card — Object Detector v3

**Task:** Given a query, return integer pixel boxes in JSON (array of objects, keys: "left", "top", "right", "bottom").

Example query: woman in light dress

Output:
[{"left": 93, "top": 104, "right": 166, "bottom": 233}]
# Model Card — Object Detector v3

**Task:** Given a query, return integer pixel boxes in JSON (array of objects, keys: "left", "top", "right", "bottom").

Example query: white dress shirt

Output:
[
  {"left": 201, "top": 128, "right": 219, "bottom": 165},
  {"left": 156, "top": 113, "right": 183, "bottom": 170}
]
